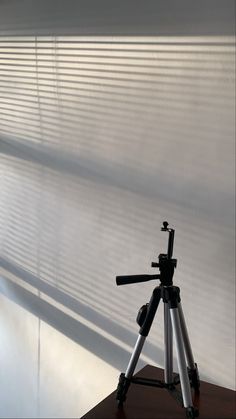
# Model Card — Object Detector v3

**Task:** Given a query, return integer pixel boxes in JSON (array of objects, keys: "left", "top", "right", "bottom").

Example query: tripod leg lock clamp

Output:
[
  {"left": 136, "top": 304, "right": 149, "bottom": 327},
  {"left": 186, "top": 406, "right": 199, "bottom": 418},
  {"left": 116, "top": 373, "right": 131, "bottom": 405},
  {"left": 188, "top": 363, "right": 200, "bottom": 391}
]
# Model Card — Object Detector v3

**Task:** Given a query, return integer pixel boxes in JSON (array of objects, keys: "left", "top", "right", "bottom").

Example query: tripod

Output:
[{"left": 115, "top": 222, "right": 200, "bottom": 419}]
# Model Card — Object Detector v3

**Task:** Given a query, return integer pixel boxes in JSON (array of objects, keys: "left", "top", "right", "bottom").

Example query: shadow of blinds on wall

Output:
[{"left": 0, "top": 36, "right": 235, "bottom": 368}]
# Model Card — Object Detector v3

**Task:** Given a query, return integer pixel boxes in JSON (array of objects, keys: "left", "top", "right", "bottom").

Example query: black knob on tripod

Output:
[
  {"left": 162, "top": 221, "right": 169, "bottom": 230},
  {"left": 151, "top": 262, "right": 159, "bottom": 268}
]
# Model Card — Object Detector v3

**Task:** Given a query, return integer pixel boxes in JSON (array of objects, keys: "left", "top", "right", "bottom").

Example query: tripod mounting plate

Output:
[{"left": 160, "top": 221, "right": 175, "bottom": 259}]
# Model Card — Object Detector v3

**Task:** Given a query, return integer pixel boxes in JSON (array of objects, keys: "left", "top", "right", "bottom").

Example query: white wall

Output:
[
  {"left": 0, "top": 287, "right": 119, "bottom": 418},
  {"left": 0, "top": 1, "right": 235, "bottom": 418}
]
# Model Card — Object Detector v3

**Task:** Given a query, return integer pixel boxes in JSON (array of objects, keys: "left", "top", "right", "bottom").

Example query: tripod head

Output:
[{"left": 116, "top": 221, "right": 177, "bottom": 287}]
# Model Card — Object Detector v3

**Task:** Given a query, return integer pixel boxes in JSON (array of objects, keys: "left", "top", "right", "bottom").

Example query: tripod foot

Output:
[
  {"left": 186, "top": 407, "right": 199, "bottom": 418},
  {"left": 116, "top": 373, "right": 131, "bottom": 408}
]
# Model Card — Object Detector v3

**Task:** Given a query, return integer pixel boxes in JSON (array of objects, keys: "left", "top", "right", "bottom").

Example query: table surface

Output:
[{"left": 82, "top": 365, "right": 236, "bottom": 419}]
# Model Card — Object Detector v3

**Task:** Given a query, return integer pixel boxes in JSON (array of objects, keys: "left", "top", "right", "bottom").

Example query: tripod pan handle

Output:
[{"left": 116, "top": 274, "right": 160, "bottom": 286}]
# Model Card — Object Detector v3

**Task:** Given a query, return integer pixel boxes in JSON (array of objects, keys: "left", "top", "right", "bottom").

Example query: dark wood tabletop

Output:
[{"left": 81, "top": 365, "right": 236, "bottom": 419}]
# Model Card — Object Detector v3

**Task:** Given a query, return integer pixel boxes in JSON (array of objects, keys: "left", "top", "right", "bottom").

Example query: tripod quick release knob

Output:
[{"left": 151, "top": 262, "right": 159, "bottom": 268}]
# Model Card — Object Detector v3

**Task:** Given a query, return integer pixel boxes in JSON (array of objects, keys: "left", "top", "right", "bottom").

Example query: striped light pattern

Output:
[{"left": 0, "top": 35, "right": 235, "bottom": 388}]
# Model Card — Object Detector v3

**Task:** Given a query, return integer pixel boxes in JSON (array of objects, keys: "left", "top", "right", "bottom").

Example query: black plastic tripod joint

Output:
[
  {"left": 154, "top": 254, "right": 177, "bottom": 286},
  {"left": 116, "top": 373, "right": 130, "bottom": 406},
  {"left": 162, "top": 286, "right": 181, "bottom": 309}
]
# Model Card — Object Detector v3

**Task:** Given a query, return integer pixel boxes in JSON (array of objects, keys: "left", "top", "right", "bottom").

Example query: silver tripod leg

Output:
[
  {"left": 170, "top": 307, "right": 193, "bottom": 408},
  {"left": 164, "top": 303, "right": 173, "bottom": 384},
  {"left": 125, "top": 334, "right": 146, "bottom": 379},
  {"left": 178, "top": 302, "right": 195, "bottom": 369}
]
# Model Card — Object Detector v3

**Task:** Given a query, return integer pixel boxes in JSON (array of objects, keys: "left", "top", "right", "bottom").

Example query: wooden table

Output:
[{"left": 82, "top": 365, "right": 236, "bottom": 419}]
